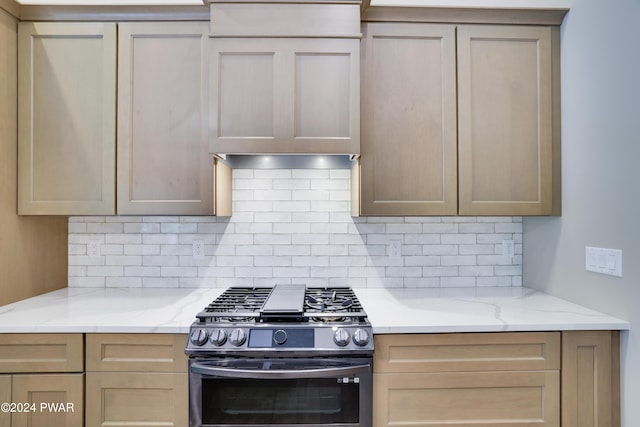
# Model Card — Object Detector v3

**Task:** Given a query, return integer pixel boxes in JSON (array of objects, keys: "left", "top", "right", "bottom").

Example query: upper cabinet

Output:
[
  {"left": 356, "top": 21, "right": 560, "bottom": 216},
  {"left": 18, "top": 21, "right": 229, "bottom": 216},
  {"left": 207, "top": 1, "right": 361, "bottom": 155},
  {"left": 117, "top": 22, "right": 214, "bottom": 215},
  {"left": 457, "top": 25, "right": 556, "bottom": 216},
  {"left": 359, "top": 23, "right": 458, "bottom": 216},
  {"left": 18, "top": 22, "right": 117, "bottom": 215}
]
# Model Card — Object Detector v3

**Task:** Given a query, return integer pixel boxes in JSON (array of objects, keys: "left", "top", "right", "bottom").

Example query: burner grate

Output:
[
  {"left": 195, "top": 287, "right": 271, "bottom": 322},
  {"left": 303, "top": 287, "right": 367, "bottom": 320}
]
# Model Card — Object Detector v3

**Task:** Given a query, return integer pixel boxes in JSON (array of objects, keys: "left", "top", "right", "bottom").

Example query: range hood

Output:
[{"left": 217, "top": 154, "right": 356, "bottom": 169}]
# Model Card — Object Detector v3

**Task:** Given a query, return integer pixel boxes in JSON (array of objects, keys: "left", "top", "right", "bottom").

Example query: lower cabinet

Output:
[
  {"left": 0, "top": 331, "right": 620, "bottom": 427},
  {"left": 0, "top": 334, "right": 84, "bottom": 427},
  {"left": 562, "top": 331, "right": 620, "bottom": 427},
  {"left": 374, "top": 331, "right": 620, "bottom": 427},
  {"left": 374, "top": 332, "right": 561, "bottom": 426},
  {"left": 11, "top": 374, "right": 84, "bottom": 427},
  {"left": 85, "top": 334, "right": 188, "bottom": 427},
  {"left": 0, "top": 376, "right": 8, "bottom": 427}
]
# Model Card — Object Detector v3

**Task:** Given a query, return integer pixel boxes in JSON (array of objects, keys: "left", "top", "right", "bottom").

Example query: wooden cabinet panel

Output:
[
  {"left": 0, "top": 376, "right": 10, "bottom": 427},
  {"left": 85, "top": 372, "right": 187, "bottom": 427},
  {"left": 374, "top": 370, "right": 559, "bottom": 427},
  {"left": 18, "top": 22, "right": 116, "bottom": 215},
  {"left": 86, "top": 334, "right": 188, "bottom": 373},
  {"left": 0, "top": 334, "right": 83, "bottom": 373},
  {"left": 562, "top": 331, "right": 620, "bottom": 427},
  {"left": 457, "top": 25, "right": 554, "bottom": 215},
  {"left": 209, "top": 3, "right": 361, "bottom": 37},
  {"left": 117, "top": 22, "right": 214, "bottom": 215},
  {"left": 359, "top": 23, "right": 457, "bottom": 215},
  {"left": 375, "top": 332, "right": 560, "bottom": 373},
  {"left": 86, "top": 334, "right": 188, "bottom": 427},
  {"left": 358, "top": 23, "right": 559, "bottom": 217},
  {"left": 11, "top": 374, "right": 83, "bottom": 427},
  {"left": 210, "top": 37, "right": 359, "bottom": 154},
  {"left": 373, "top": 333, "right": 561, "bottom": 427}
]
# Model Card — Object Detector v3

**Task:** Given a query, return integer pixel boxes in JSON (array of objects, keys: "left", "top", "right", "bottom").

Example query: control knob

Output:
[
  {"left": 209, "top": 328, "right": 228, "bottom": 346},
  {"left": 229, "top": 328, "right": 247, "bottom": 347},
  {"left": 189, "top": 328, "right": 209, "bottom": 346},
  {"left": 273, "top": 329, "right": 288, "bottom": 345},
  {"left": 333, "top": 328, "right": 351, "bottom": 347},
  {"left": 352, "top": 328, "right": 371, "bottom": 347}
]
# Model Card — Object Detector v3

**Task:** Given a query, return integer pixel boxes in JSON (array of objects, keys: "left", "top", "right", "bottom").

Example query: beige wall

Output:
[{"left": 0, "top": 8, "right": 67, "bottom": 305}]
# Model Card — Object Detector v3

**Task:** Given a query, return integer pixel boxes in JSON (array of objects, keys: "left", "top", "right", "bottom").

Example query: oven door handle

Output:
[{"left": 190, "top": 362, "right": 371, "bottom": 379}]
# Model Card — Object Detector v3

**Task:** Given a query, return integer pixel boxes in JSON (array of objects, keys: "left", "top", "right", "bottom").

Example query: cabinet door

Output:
[
  {"left": 210, "top": 37, "right": 359, "bottom": 154},
  {"left": 359, "top": 23, "right": 457, "bottom": 215},
  {"left": 374, "top": 371, "right": 559, "bottom": 427},
  {"left": 11, "top": 374, "right": 84, "bottom": 427},
  {"left": 85, "top": 372, "right": 187, "bottom": 427},
  {"left": 18, "top": 22, "right": 116, "bottom": 215},
  {"left": 458, "top": 25, "right": 554, "bottom": 215},
  {"left": 117, "top": 22, "right": 214, "bottom": 215},
  {"left": 0, "top": 376, "right": 9, "bottom": 427},
  {"left": 562, "top": 331, "right": 620, "bottom": 427}
]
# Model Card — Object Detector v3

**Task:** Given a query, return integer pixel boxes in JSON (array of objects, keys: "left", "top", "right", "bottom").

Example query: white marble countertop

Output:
[{"left": 0, "top": 287, "right": 629, "bottom": 334}]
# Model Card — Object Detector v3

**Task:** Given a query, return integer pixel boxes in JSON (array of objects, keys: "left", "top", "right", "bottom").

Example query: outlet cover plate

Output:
[{"left": 586, "top": 246, "right": 622, "bottom": 277}]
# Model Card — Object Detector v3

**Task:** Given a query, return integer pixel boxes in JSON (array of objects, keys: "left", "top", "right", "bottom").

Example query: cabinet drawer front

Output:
[
  {"left": 86, "top": 334, "right": 187, "bottom": 373},
  {"left": 11, "top": 374, "right": 84, "bottom": 427},
  {"left": 85, "top": 372, "right": 187, "bottom": 427},
  {"left": 0, "top": 334, "right": 83, "bottom": 373},
  {"left": 374, "top": 332, "right": 560, "bottom": 372},
  {"left": 374, "top": 371, "right": 559, "bottom": 427}
]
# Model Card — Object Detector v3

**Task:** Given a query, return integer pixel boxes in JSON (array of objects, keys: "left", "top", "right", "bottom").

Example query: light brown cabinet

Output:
[
  {"left": 356, "top": 22, "right": 560, "bottom": 216},
  {"left": 358, "top": 23, "right": 457, "bottom": 215},
  {"left": 562, "top": 331, "right": 620, "bottom": 427},
  {"left": 207, "top": 0, "right": 360, "bottom": 156},
  {"left": 374, "top": 331, "right": 621, "bottom": 427},
  {"left": 373, "top": 332, "right": 561, "bottom": 426},
  {"left": 457, "top": 25, "right": 556, "bottom": 215},
  {"left": 0, "top": 334, "right": 84, "bottom": 427},
  {"left": 85, "top": 333, "right": 188, "bottom": 427},
  {"left": 0, "top": 376, "right": 9, "bottom": 427},
  {"left": 210, "top": 37, "right": 360, "bottom": 155},
  {"left": 117, "top": 22, "right": 215, "bottom": 215},
  {"left": 18, "top": 21, "right": 231, "bottom": 217},
  {"left": 17, "top": 22, "right": 117, "bottom": 215}
]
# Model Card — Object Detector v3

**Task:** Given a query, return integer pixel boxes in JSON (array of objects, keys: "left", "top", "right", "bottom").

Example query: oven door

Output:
[{"left": 189, "top": 358, "right": 372, "bottom": 427}]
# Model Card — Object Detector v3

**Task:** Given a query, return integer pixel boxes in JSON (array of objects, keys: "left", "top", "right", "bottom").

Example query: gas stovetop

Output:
[
  {"left": 186, "top": 285, "right": 373, "bottom": 356},
  {"left": 195, "top": 285, "right": 368, "bottom": 324}
]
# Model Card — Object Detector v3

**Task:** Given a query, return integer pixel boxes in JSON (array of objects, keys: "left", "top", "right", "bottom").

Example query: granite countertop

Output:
[{"left": 0, "top": 286, "right": 629, "bottom": 334}]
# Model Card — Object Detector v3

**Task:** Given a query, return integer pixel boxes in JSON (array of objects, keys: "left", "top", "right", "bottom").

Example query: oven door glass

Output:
[{"left": 192, "top": 358, "right": 370, "bottom": 426}]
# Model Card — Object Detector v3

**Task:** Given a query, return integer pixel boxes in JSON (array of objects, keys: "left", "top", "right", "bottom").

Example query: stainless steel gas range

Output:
[{"left": 185, "top": 284, "right": 373, "bottom": 427}]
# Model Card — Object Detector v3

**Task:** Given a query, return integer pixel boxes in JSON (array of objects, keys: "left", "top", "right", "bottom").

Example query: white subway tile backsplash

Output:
[{"left": 68, "top": 169, "right": 523, "bottom": 289}]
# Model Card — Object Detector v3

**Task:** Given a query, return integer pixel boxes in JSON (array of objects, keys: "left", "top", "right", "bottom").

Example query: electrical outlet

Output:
[
  {"left": 502, "top": 240, "right": 515, "bottom": 264},
  {"left": 388, "top": 240, "right": 402, "bottom": 260},
  {"left": 193, "top": 240, "right": 205, "bottom": 261},
  {"left": 88, "top": 240, "right": 101, "bottom": 258}
]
